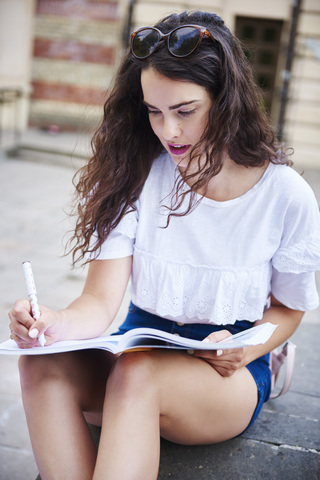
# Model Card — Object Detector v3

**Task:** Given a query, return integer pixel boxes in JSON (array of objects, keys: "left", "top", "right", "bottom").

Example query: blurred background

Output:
[
  {"left": 0, "top": 0, "right": 319, "bottom": 169},
  {"left": 0, "top": 2, "right": 319, "bottom": 479}
]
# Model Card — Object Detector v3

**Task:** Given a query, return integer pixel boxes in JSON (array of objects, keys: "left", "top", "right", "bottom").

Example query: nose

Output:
[{"left": 162, "top": 116, "right": 181, "bottom": 141}]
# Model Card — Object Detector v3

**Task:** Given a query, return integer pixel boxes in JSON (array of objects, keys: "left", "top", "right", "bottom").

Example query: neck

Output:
[{"left": 180, "top": 154, "right": 268, "bottom": 202}]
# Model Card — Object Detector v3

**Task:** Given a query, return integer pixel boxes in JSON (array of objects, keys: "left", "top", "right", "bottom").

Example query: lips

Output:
[{"left": 168, "top": 144, "right": 191, "bottom": 156}]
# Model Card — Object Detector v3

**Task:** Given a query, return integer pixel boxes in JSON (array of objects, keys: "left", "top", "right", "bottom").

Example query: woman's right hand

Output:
[
  {"left": 8, "top": 257, "right": 133, "bottom": 349},
  {"left": 8, "top": 299, "right": 61, "bottom": 348}
]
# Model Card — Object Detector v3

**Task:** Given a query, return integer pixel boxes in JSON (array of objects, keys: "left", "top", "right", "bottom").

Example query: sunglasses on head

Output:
[{"left": 130, "top": 24, "right": 215, "bottom": 59}]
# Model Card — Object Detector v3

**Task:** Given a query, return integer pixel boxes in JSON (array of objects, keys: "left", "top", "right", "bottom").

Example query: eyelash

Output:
[
  {"left": 148, "top": 109, "right": 161, "bottom": 116},
  {"left": 179, "top": 110, "right": 195, "bottom": 117},
  {"left": 147, "top": 109, "right": 196, "bottom": 117}
]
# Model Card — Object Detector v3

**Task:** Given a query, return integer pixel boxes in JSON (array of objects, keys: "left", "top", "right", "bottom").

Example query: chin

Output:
[{"left": 170, "top": 154, "right": 189, "bottom": 168}]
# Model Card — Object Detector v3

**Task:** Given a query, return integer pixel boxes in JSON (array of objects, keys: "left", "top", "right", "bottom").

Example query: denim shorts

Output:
[{"left": 114, "top": 302, "right": 271, "bottom": 434}]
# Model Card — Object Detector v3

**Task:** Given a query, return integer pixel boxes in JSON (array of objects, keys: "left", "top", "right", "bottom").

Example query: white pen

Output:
[{"left": 22, "top": 261, "right": 46, "bottom": 346}]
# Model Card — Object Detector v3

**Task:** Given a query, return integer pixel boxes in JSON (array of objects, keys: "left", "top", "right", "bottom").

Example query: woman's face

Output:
[{"left": 141, "top": 67, "right": 213, "bottom": 168}]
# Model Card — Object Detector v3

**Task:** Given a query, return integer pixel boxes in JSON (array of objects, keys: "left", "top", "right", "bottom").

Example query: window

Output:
[{"left": 236, "top": 17, "right": 283, "bottom": 113}]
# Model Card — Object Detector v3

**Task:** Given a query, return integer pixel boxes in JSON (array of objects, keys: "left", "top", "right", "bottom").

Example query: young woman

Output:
[{"left": 9, "top": 10, "right": 320, "bottom": 480}]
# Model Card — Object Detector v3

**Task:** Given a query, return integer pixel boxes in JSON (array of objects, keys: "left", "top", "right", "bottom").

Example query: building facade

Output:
[{"left": 0, "top": 0, "right": 319, "bottom": 167}]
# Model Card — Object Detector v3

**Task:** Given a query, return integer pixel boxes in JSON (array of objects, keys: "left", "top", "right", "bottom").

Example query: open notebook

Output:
[{"left": 0, "top": 322, "right": 277, "bottom": 355}]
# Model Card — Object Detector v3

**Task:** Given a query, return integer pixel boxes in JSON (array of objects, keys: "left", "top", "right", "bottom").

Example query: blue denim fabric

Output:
[{"left": 114, "top": 302, "right": 271, "bottom": 433}]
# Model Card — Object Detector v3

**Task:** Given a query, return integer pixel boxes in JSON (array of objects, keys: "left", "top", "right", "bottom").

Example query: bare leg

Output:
[
  {"left": 19, "top": 350, "right": 115, "bottom": 480},
  {"left": 93, "top": 350, "right": 258, "bottom": 480},
  {"left": 93, "top": 352, "right": 161, "bottom": 480}
]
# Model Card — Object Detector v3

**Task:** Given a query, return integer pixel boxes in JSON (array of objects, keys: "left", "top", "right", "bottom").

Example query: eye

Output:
[
  {"left": 147, "top": 108, "right": 161, "bottom": 116},
  {"left": 178, "top": 109, "right": 196, "bottom": 117}
]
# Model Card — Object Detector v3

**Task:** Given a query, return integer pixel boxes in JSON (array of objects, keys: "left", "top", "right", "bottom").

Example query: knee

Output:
[
  {"left": 107, "top": 351, "right": 158, "bottom": 399},
  {"left": 19, "top": 355, "right": 45, "bottom": 390},
  {"left": 18, "top": 354, "right": 66, "bottom": 393}
]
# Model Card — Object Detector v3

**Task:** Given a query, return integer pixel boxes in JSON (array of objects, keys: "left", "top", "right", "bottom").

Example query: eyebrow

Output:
[{"left": 143, "top": 100, "right": 198, "bottom": 110}]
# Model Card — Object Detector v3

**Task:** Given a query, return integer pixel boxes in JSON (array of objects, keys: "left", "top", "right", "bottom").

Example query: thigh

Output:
[
  {"left": 19, "top": 349, "right": 116, "bottom": 419},
  {"left": 151, "top": 350, "right": 258, "bottom": 444}
]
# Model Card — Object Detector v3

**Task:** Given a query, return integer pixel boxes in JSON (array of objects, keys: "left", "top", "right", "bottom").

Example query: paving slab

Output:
[{"left": 158, "top": 437, "right": 319, "bottom": 479}]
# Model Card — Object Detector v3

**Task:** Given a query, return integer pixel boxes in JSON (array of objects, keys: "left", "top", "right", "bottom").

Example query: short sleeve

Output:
[
  {"left": 272, "top": 181, "right": 320, "bottom": 274},
  {"left": 271, "top": 269, "right": 319, "bottom": 311},
  {"left": 272, "top": 229, "right": 320, "bottom": 273},
  {"left": 92, "top": 207, "right": 138, "bottom": 260},
  {"left": 271, "top": 175, "right": 320, "bottom": 310}
]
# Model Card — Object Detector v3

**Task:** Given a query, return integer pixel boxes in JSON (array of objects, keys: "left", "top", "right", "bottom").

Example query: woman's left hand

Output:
[{"left": 192, "top": 330, "right": 246, "bottom": 377}]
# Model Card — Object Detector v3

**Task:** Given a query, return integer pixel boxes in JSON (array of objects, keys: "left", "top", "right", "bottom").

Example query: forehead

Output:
[{"left": 140, "top": 68, "right": 210, "bottom": 106}]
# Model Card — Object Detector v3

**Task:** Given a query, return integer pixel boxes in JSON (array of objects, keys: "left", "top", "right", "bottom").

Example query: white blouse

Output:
[{"left": 95, "top": 152, "right": 320, "bottom": 325}]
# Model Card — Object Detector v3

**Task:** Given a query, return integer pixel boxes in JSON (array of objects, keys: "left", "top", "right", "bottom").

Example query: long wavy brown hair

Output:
[{"left": 68, "top": 10, "right": 291, "bottom": 266}]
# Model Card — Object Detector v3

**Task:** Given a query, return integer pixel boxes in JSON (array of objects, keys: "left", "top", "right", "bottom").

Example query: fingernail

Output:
[
  {"left": 187, "top": 349, "right": 194, "bottom": 355},
  {"left": 202, "top": 338, "right": 210, "bottom": 343},
  {"left": 217, "top": 349, "right": 223, "bottom": 357},
  {"left": 28, "top": 328, "right": 39, "bottom": 339}
]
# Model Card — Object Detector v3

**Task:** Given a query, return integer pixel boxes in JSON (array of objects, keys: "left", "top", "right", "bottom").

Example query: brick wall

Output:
[
  {"left": 30, "top": 0, "right": 125, "bottom": 130},
  {"left": 284, "top": 0, "right": 320, "bottom": 168},
  {"left": 131, "top": 0, "right": 320, "bottom": 168},
  {"left": 29, "top": 0, "right": 320, "bottom": 167}
]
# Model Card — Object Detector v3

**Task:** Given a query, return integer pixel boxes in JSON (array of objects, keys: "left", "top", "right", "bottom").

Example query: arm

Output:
[
  {"left": 193, "top": 295, "right": 304, "bottom": 377},
  {"left": 245, "top": 294, "right": 304, "bottom": 364},
  {"left": 9, "top": 256, "right": 132, "bottom": 348}
]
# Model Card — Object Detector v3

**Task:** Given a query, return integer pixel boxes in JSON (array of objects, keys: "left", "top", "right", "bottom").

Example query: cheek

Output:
[
  {"left": 149, "top": 117, "right": 162, "bottom": 139},
  {"left": 193, "top": 116, "right": 208, "bottom": 141}
]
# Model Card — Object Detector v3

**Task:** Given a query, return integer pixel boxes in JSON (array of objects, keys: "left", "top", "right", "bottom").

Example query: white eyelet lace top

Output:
[{"left": 94, "top": 152, "right": 320, "bottom": 325}]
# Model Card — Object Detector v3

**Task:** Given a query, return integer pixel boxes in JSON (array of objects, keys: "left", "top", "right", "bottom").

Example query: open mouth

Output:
[{"left": 168, "top": 144, "right": 191, "bottom": 156}]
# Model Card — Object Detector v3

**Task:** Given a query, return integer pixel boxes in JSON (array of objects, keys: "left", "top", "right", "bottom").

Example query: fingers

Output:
[
  {"left": 9, "top": 299, "right": 34, "bottom": 336},
  {"left": 192, "top": 348, "right": 225, "bottom": 360},
  {"left": 204, "top": 329, "right": 233, "bottom": 343},
  {"left": 191, "top": 339, "right": 246, "bottom": 377},
  {"left": 189, "top": 329, "right": 232, "bottom": 364},
  {"left": 29, "top": 330, "right": 46, "bottom": 347},
  {"left": 8, "top": 299, "right": 46, "bottom": 347},
  {"left": 9, "top": 299, "right": 33, "bottom": 324},
  {"left": 9, "top": 299, "right": 58, "bottom": 349}
]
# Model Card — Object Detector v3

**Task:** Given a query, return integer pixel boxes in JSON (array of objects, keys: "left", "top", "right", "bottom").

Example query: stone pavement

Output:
[{"left": 0, "top": 128, "right": 319, "bottom": 479}]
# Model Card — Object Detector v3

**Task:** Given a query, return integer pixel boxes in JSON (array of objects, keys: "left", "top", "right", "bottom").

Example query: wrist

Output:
[
  {"left": 54, "top": 308, "right": 71, "bottom": 341},
  {"left": 243, "top": 344, "right": 268, "bottom": 366}
]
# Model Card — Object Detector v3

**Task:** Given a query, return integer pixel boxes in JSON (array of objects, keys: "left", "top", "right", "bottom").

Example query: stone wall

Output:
[
  {"left": 4, "top": 0, "right": 317, "bottom": 167},
  {"left": 284, "top": 0, "right": 320, "bottom": 168},
  {"left": 130, "top": 0, "right": 320, "bottom": 168},
  {"left": 0, "top": 0, "right": 35, "bottom": 135},
  {"left": 30, "top": 0, "right": 126, "bottom": 130}
]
